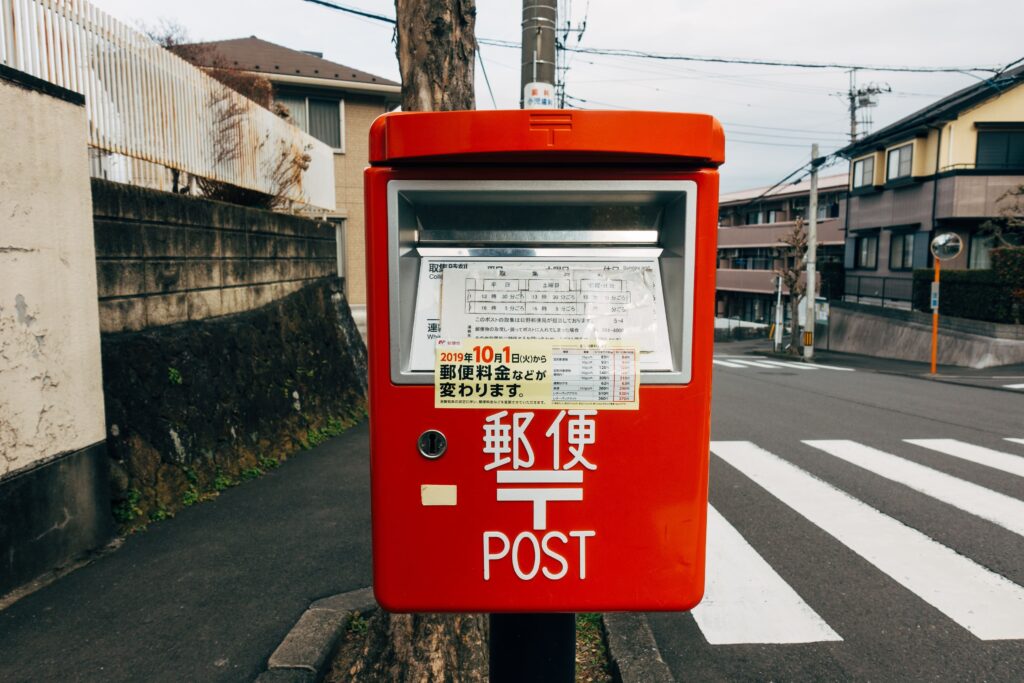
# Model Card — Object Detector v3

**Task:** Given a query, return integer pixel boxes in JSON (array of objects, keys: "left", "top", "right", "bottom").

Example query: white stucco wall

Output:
[{"left": 0, "top": 77, "right": 105, "bottom": 476}]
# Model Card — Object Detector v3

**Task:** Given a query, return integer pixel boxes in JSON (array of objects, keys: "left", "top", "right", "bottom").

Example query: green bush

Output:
[
  {"left": 993, "top": 247, "right": 1024, "bottom": 288},
  {"left": 912, "top": 268, "right": 1018, "bottom": 323}
]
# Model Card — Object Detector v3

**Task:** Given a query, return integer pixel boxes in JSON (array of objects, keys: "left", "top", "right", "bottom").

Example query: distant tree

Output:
[
  {"left": 775, "top": 218, "right": 808, "bottom": 354},
  {"left": 980, "top": 183, "right": 1024, "bottom": 247}
]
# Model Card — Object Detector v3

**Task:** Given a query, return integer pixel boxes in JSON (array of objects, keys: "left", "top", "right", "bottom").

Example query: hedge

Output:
[
  {"left": 993, "top": 246, "right": 1024, "bottom": 290},
  {"left": 912, "top": 268, "right": 1021, "bottom": 323}
]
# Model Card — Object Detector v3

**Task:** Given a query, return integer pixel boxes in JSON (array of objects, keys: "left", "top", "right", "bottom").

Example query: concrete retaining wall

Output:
[
  {"left": 829, "top": 304, "right": 1024, "bottom": 368},
  {"left": 92, "top": 180, "right": 338, "bottom": 334}
]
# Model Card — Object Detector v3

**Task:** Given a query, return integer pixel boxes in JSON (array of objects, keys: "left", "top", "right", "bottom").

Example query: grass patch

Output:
[{"left": 576, "top": 613, "right": 613, "bottom": 682}]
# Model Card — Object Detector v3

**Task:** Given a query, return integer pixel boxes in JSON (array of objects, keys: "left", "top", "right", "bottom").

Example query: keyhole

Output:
[{"left": 418, "top": 430, "right": 447, "bottom": 459}]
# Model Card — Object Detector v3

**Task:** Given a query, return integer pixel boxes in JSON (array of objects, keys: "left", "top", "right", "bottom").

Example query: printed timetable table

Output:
[{"left": 551, "top": 346, "right": 637, "bottom": 405}]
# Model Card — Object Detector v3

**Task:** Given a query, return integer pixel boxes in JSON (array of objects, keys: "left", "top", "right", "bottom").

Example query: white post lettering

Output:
[
  {"left": 570, "top": 530, "right": 596, "bottom": 579},
  {"left": 483, "top": 531, "right": 510, "bottom": 580},
  {"left": 541, "top": 531, "right": 569, "bottom": 580},
  {"left": 512, "top": 531, "right": 541, "bottom": 580}
]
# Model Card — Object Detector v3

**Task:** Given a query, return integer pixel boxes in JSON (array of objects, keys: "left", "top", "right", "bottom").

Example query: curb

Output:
[
  {"left": 255, "top": 587, "right": 377, "bottom": 683},
  {"left": 603, "top": 613, "right": 675, "bottom": 682},
  {"left": 258, "top": 588, "right": 674, "bottom": 682}
]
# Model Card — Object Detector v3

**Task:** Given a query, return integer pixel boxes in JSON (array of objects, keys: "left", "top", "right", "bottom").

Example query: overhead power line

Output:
[
  {"left": 481, "top": 38, "right": 1002, "bottom": 75},
  {"left": 301, "top": 1, "right": 1006, "bottom": 76},
  {"left": 303, "top": 0, "right": 394, "bottom": 23}
]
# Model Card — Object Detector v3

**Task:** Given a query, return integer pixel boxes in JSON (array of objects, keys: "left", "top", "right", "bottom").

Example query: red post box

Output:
[{"left": 364, "top": 110, "right": 724, "bottom": 613}]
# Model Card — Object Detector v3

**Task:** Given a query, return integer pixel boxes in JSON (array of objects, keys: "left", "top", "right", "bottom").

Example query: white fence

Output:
[{"left": 0, "top": 0, "right": 335, "bottom": 210}]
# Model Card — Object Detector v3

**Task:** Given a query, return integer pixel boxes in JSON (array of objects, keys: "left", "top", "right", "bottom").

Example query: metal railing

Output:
[
  {"left": 0, "top": 0, "right": 335, "bottom": 209},
  {"left": 843, "top": 275, "right": 914, "bottom": 310}
]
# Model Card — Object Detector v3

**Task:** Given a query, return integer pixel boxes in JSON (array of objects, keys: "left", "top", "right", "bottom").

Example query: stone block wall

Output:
[{"left": 92, "top": 179, "right": 338, "bottom": 333}]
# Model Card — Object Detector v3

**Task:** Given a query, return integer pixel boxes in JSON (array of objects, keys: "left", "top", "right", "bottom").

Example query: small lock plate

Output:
[{"left": 417, "top": 430, "right": 448, "bottom": 459}]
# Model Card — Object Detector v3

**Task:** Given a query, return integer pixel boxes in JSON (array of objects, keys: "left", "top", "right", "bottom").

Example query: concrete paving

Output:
[{"left": 0, "top": 423, "right": 371, "bottom": 683}]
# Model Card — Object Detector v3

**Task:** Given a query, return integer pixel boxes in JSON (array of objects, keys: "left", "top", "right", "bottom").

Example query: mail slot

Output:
[{"left": 364, "top": 110, "right": 724, "bottom": 612}]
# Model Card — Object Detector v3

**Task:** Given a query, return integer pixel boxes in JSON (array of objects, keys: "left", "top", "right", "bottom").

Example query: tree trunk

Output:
[
  {"left": 340, "top": 611, "right": 489, "bottom": 682},
  {"left": 394, "top": 0, "right": 477, "bottom": 111},
  {"left": 354, "top": 5, "right": 485, "bottom": 679},
  {"left": 789, "top": 292, "right": 802, "bottom": 354}
]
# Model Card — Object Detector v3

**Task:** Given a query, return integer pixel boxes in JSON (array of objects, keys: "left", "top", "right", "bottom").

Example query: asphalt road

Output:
[
  {"left": 0, "top": 424, "right": 372, "bottom": 683},
  {"left": 648, "top": 354, "right": 1024, "bottom": 681}
]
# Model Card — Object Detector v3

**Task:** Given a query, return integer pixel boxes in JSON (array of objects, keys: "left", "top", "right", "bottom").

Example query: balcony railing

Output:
[
  {"left": 843, "top": 275, "right": 913, "bottom": 310},
  {"left": 0, "top": 0, "right": 335, "bottom": 209}
]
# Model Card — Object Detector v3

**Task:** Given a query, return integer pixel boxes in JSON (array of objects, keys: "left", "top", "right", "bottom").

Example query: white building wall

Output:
[{"left": 0, "top": 76, "right": 106, "bottom": 476}]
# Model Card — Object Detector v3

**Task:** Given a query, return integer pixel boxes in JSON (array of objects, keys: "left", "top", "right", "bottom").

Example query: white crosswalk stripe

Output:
[
  {"left": 1006, "top": 438, "right": 1024, "bottom": 447},
  {"left": 693, "top": 505, "right": 842, "bottom": 645},
  {"left": 709, "top": 440, "right": 1024, "bottom": 641},
  {"left": 713, "top": 357, "right": 853, "bottom": 372},
  {"left": 804, "top": 440, "right": 1024, "bottom": 537},
  {"left": 905, "top": 438, "right": 1024, "bottom": 479}
]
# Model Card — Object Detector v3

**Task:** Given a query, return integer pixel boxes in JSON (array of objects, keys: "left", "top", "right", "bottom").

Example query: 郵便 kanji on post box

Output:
[{"left": 364, "top": 110, "right": 724, "bottom": 612}]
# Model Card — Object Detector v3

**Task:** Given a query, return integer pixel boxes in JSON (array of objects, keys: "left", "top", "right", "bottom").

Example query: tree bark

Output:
[
  {"left": 395, "top": 0, "right": 477, "bottom": 111},
  {"left": 352, "top": 6, "right": 485, "bottom": 679},
  {"left": 339, "top": 611, "right": 489, "bottom": 682}
]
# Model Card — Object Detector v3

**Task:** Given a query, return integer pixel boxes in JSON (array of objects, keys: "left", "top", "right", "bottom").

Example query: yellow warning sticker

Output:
[{"left": 435, "top": 339, "right": 639, "bottom": 410}]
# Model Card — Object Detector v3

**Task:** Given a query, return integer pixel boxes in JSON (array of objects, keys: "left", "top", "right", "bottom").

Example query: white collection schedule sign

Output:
[{"left": 409, "top": 258, "right": 673, "bottom": 372}]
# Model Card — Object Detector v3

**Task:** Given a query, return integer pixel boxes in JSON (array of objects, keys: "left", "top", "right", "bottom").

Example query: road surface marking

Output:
[
  {"left": 1004, "top": 383, "right": 1024, "bottom": 390},
  {"left": 712, "top": 357, "right": 853, "bottom": 372},
  {"left": 758, "top": 360, "right": 817, "bottom": 370},
  {"left": 711, "top": 440, "right": 1024, "bottom": 640},
  {"left": 905, "top": 439, "right": 1024, "bottom": 479},
  {"left": 1006, "top": 438, "right": 1024, "bottom": 447},
  {"left": 805, "top": 440, "right": 1024, "bottom": 537},
  {"left": 726, "top": 359, "right": 783, "bottom": 369},
  {"left": 693, "top": 505, "right": 842, "bottom": 644}
]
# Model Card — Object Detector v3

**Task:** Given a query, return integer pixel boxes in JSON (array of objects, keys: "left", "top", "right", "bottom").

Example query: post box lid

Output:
[{"left": 369, "top": 110, "right": 724, "bottom": 166}]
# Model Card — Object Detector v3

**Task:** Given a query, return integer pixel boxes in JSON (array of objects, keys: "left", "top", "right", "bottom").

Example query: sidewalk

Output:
[
  {"left": 715, "top": 338, "right": 1024, "bottom": 393},
  {"left": 0, "top": 423, "right": 371, "bottom": 683}
]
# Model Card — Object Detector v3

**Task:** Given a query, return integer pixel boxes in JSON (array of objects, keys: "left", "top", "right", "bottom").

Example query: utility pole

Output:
[
  {"left": 804, "top": 144, "right": 821, "bottom": 360},
  {"left": 845, "top": 69, "right": 891, "bottom": 144},
  {"left": 520, "top": 0, "right": 557, "bottom": 108}
]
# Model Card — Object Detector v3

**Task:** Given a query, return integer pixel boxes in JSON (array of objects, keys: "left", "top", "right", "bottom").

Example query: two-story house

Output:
[
  {"left": 717, "top": 174, "right": 847, "bottom": 324},
  {"left": 838, "top": 65, "right": 1024, "bottom": 307},
  {"left": 187, "top": 37, "right": 401, "bottom": 333}
]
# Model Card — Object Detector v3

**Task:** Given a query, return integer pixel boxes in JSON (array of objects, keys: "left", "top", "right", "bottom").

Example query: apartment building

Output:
[
  {"left": 838, "top": 65, "right": 1024, "bottom": 306},
  {"left": 717, "top": 174, "right": 847, "bottom": 323}
]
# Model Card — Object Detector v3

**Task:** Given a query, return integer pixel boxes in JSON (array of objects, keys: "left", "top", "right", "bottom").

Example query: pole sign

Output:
[
  {"left": 930, "top": 282, "right": 940, "bottom": 311},
  {"left": 363, "top": 110, "right": 723, "bottom": 613}
]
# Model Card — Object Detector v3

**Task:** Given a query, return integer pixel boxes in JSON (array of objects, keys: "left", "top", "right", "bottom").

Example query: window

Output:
[
  {"left": 886, "top": 144, "right": 913, "bottom": 181},
  {"left": 766, "top": 210, "right": 780, "bottom": 224},
  {"left": 969, "top": 233, "right": 994, "bottom": 269},
  {"left": 275, "top": 94, "right": 345, "bottom": 150},
  {"left": 889, "top": 232, "right": 914, "bottom": 270},
  {"left": 976, "top": 131, "right": 1024, "bottom": 169},
  {"left": 855, "top": 234, "right": 878, "bottom": 269},
  {"left": 852, "top": 156, "right": 874, "bottom": 188},
  {"left": 745, "top": 210, "right": 763, "bottom": 225}
]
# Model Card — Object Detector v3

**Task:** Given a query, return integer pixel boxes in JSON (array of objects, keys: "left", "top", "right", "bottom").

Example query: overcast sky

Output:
[{"left": 94, "top": 0, "right": 1022, "bottom": 192}]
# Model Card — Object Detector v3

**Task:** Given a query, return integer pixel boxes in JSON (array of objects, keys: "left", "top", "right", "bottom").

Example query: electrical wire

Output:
[
  {"left": 477, "top": 44, "right": 498, "bottom": 109},
  {"left": 480, "top": 38, "right": 1003, "bottom": 75},
  {"left": 300, "top": 1, "right": 1007, "bottom": 77}
]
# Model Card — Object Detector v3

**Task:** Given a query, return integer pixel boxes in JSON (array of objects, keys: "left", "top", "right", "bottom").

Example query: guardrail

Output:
[
  {"left": 843, "top": 275, "right": 913, "bottom": 310},
  {"left": 0, "top": 0, "right": 335, "bottom": 209}
]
